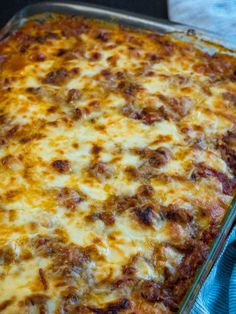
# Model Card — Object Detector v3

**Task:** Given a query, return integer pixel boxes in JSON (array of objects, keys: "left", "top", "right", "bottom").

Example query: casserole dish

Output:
[{"left": 0, "top": 2, "right": 235, "bottom": 313}]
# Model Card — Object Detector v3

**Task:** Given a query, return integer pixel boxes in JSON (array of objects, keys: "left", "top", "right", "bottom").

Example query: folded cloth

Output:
[
  {"left": 168, "top": 0, "right": 236, "bottom": 43},
  {"left": 191, "top": 226, "right": 236, "bottom": 314}
]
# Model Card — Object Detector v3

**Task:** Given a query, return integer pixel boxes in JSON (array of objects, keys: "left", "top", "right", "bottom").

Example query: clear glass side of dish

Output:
[{"left": 0, "top": 2, "right": 235, "bottom": 313}]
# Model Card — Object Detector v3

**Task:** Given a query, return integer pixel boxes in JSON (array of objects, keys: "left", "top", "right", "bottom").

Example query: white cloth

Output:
[{"left": 168, "top": 0, "right": 236, "bottom": 42}]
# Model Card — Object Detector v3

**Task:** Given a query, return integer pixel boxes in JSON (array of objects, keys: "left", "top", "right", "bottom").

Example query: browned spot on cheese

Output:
[
  {"left": 73, "top": 108, "right": 83, "bottom": 120},
  {"left": 192, "top": 162, "right": 236, "bottom": 195},
  {"left": 0, "top": 298, "right": 15, "bottom": 312},
  {"left": 30, "top": 52, "right": 46, "bottom": 62},
  {"left": 51, "top": 160, "right": 71, "bottom": 173},
  {"left": 88, "top": 211, "right": 115, "bottom": 226},
  {"left": 137, "top": 184, "right": 154, "bottom": 197},
  {"left": 96, "top": 30, "right": 110, "bottom": 42},
  {"left": 222, "top": 92, "right": 236, "bottom": 105},
  {"left": 91, "top": 145, "right": 102, "bottom": 155},
  {"left": 6, "top": 125, "right": 19, "bottom": 138},
  {"left": 1, "top": 154, "right": 16, "bottom": 168},
  {"left": 67, "top": 88, "right": 81, "bottom": 103},
  {"left": 57, "top": 187, "right": 84, "bottom": 210},
  {"left": 160, "top": 204, "right": 193, "bottom": 224},
  {"left": 90, "top": 51, "right": 101, "bottom": 61},
  {"left": 134, "top": 205, "right": 154, "bottom": 226},
  {"left": 47, "top": 106, "right": 58, "bottom": 113},
  {"left": 89, "top": 161, "right": 112, "bottom": 180},
  {"left": 39, "top": 268, "right": 48, "bottom": 290},
  {"left": 134, "top": 146, "right": 172, "bottom": 169},
  {"left": 140, "top": 280, "right": 162, "bottom": 303},
  {"left": 219, "top": 131, "right": 236, "bottom": 177},
  {"left": 24, "top": 294, "right": 49, "bottom": 313},
  {"left": 90, "top": 298, "right": 131, "bottom": 313},
  {"left": 43, "top": 67, "right": 69, "bottom": 85}
]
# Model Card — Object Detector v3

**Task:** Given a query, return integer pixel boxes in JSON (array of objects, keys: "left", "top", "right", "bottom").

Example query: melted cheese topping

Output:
[{"left": 0, "top": 14, "right": 235, "bottom": 314}]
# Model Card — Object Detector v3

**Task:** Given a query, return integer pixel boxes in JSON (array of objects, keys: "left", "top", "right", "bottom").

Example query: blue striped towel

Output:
[{"left": 191, "top": 226, "right": 236, "bottom": 314}]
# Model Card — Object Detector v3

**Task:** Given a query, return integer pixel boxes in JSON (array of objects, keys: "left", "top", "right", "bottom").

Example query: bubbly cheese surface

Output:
[{"left": 0, "top": 14, "right": 235, "bottom": 314}]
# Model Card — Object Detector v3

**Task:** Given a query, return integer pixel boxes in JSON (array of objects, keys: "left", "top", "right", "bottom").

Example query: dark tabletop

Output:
[{"left": 0, "top": 0, "right": 168, "bottom": 27}]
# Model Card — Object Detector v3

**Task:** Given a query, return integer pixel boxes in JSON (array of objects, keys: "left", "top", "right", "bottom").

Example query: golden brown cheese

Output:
[{"left": 0, "top": 14, "right": 235, "bottom": 314}]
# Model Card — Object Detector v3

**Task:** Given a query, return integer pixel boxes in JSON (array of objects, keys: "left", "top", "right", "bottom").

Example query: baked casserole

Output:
[{"left": 0, "top": 14, "right": 235, "bottom": 313}]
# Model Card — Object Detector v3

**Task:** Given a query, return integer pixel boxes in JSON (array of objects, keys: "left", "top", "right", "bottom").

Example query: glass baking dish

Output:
[{"left": 0, "top": 2, "right": 235, "bottom": 313}]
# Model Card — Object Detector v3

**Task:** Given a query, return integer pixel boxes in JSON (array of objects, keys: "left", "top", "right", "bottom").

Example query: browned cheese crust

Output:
[{"left": 0, "top": 14, "right": 235, "bottom": 314}]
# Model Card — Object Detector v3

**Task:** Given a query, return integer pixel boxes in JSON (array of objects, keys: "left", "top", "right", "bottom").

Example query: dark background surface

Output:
[{"left": 0, "top": 0, "right": 168, "bottom": 27}]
